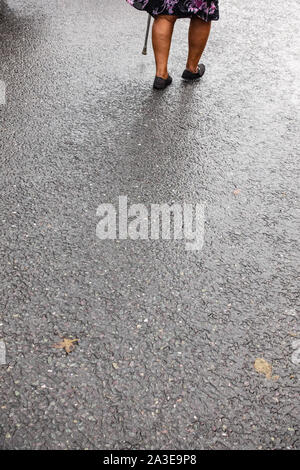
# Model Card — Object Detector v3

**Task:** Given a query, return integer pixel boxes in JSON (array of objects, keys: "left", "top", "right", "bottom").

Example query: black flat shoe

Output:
[
  {"left": 181, "top": 64, "right": 205, "bottom": 81},
  {"left": 153, "top": 75, "right": 172, "bottom": 90}
]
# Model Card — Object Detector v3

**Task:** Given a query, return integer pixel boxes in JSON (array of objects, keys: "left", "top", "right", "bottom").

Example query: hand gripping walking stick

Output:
[{"left": 142, "top": 14, "right": 151, "bottom": 55}]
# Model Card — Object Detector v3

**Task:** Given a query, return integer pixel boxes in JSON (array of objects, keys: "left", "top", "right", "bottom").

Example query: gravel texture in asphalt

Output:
[{"left": 0, "top": 0, "right": 299, "bottom": 450}]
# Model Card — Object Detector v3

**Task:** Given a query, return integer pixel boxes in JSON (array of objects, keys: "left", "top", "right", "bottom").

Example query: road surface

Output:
[{"left": 0, "top": 0, "right": 299, "bottom": 450}]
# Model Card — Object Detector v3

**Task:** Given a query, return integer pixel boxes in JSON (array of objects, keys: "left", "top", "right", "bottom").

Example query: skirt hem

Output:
[{"left": 127, "top": 1, "right": 219, "bottom": 22}]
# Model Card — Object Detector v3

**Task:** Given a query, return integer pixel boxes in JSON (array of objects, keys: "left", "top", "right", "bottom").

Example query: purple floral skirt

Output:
[{"left": 126, "top": 0, "right": 219, "bottom": 22}]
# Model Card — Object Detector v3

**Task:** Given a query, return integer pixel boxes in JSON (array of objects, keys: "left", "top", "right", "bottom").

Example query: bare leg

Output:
[
  {"left": 186, "top": 17, "right": 211, "bottom": 73},
  {"left": 152, "top": 15, "right": 177, "bottom": 79}
]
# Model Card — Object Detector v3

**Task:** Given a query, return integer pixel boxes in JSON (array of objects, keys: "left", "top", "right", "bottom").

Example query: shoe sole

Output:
[
  {"left": 181, "top": 76, "right": 201, "bottom": 82},
  {"left": 153, "top": 81, "right": 172, "bottom": 90}
]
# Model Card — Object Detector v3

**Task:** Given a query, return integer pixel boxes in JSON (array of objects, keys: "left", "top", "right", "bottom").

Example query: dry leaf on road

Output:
[
  {"left": 254, "top": 358, "right": 273, "bottom": 379},
  {"left": 53, "top": 337, "right": 78, "bottom": 354}
]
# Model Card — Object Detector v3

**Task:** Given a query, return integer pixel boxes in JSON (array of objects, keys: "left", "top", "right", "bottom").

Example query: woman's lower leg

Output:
[
  {"left": 152, "top": 15, "right": 177, "bottom": 79},
  {"left": 186, "top": 17, "right": 211, "bottom": 73}
]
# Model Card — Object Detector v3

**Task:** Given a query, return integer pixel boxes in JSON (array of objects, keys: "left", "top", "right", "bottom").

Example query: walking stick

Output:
[{"left": 142, "top": 14, "right": 151, "bottom": 55}]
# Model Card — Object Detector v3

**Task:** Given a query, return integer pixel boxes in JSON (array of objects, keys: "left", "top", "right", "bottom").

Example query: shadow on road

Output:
[
  {"left": 0, "top": 0, "right": 14, "bottom": 22},
  {"left": 125, "top": 84, "right": 210, "bottom": 185},
  {"left": 0, "top": 0, "right": 46, "bottom": 70}
]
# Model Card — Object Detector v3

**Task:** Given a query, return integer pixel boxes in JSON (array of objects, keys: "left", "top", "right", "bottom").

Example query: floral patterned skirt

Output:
[{"left": 126, "top": 0, "right": 219, "bottom": 22}]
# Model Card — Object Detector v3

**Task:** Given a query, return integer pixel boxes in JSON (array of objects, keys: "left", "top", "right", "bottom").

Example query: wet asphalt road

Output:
[{"left": 0, "top": 0, "right": 299, "bottom": 450}]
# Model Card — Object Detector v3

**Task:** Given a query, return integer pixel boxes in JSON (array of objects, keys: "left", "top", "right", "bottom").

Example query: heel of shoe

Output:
[
  {"left": 153, "top": 75, "right": 172, "bottom": 90},
  {"left": 181, "top": 64, "right": 205, "bottom": 81}
]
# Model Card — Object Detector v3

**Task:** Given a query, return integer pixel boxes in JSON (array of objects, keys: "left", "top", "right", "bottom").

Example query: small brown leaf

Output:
[
  {"left": 112, "top": 362, "right": 119, "bottom": 370},
  {"left": 254, "top": 358, "right": 272, "bottom": 379},
  {"left": 53, "top": 337, "right": 78, "bottom": 354},
  {"left": 233, "top": 188, "right": 241, "bottom": 196}
]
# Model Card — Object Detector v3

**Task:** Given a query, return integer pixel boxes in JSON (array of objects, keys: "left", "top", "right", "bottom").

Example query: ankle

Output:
[
  {"left": 156, "top": 71, "right": 169, "bottom": 79},
  {"left": 185, "top": 63, "right": 198, "bottom": 73}
]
